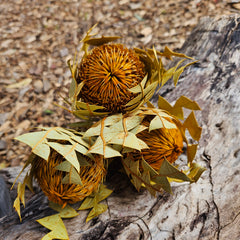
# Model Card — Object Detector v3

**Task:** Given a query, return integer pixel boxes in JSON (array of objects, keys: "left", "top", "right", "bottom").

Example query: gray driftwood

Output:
[{"left": 1, "top": 15, "right": 240, "bottom": 240}]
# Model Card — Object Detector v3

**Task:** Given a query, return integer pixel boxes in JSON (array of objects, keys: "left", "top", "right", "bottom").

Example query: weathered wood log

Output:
[{"left": 1, "top": 15, "right": 240, "bottom": 240}]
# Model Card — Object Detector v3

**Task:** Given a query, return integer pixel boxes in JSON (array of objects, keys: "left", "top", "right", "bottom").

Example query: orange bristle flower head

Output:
[
  {"left": 76, "top": 44, "right": 146, "bottom": 113},
  {"left": 136, "top": 118, "right": 184, "bottom": 171},
  {"left": 31, "top": 150, "right": 105, "bottom": 206}
]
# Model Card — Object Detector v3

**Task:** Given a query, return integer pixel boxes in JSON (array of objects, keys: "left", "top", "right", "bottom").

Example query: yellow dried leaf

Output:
[
  {"left": 62, "top": 167, "right": 82, "bottom": 185},
  {"left": 174, "top": 96, "right": 201, "bottom": 111},
  {"left": 46, "top": 142, "right": 80, "bottom": 172},
  {"left": 160, "top": 46, "right": 194, "bottom": 60},
  {"left": 187, "top": 144, "right": 198, "bottom": 164},
  {"left": 86, "top": 203, "right": 107, "bottom": 222},
  {"left": 37, "top": 214, "right": 69, "bottom": 240},
  {"left": 183, "top": 112, "right": 202, "bottom": 141},
  {"left": 88, "top": 137, "right": 122, "bottom": 158},
  {"left": 128, "top": 74, "right": 148, "bottom": 93},
  {"left": 49, "top": 203, "right": 78, "bottom": 218},
  {"left": 15, "top": 131, "right": 50, "bottom": 161},
  {"left": 173, "top": 61, "right": 198, "bottom": 86},
  {"left": 13, "top": 195, "right": 21, "bottom": 222},
  {"left": 188, "top": 163, "right": 206, "bottom": 182},
  {"left": 159, "top": 159, "right": 191, "bottom": 182},
  {"left": 149, "top": 115, "right": 176, "bottom": 131}
]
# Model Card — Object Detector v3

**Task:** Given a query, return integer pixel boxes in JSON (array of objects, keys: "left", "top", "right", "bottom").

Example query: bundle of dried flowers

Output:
[{"left": 13, "top": 25, "right": 205, "bottom": 239}]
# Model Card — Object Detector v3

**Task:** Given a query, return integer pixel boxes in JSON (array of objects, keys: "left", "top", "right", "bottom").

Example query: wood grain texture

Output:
[{"left": 1, "top": 15, "right": 240, "bottom": 240}]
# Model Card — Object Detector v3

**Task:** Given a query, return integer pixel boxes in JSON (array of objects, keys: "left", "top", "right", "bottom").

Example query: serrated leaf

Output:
[
  {"left": 62, "top": 167, "right": 82, "bottom": 185},
  {"left": 109, "top": 132, "right": 148, "bottom": 151},
  {"left": 96, "top": 184, "right": 113, "bottom": 202},
  {"left": 12, "top": 153, "right": 35, "bottom": 189},
  {"left": 161, "top": 59, "right": 186, "bottom": 86},
  {"left": 83, "top": 123, "right": 102, "bottom": 137},
  {"left": 187, "top": 144, "right": 198, "bottom": 164},
  {"left": 54, "top": 127, "right": 75, "bottom": 136},
  {"left": 68, "top": 139, "right": 88, "bottom": 155},
  {"left": 131, "top": 175, "right": 142, "bottom": 191},
  {"left": 39, "top": 128, "right": 73, "bottom": 141},
  {"left": 129, "top": 124, "right": 148, "bottom": 135},
  {"left": 88, "top": 137, "right": 122, "bottom": 158},
  {"left": 159, "top": 159, "right": 191, "bottom": 182},
  {"left": 33, "top": 144, "right": 51, "bottom": 161},
  {"left": 149, "top": 115, "right": 176, "bottom": 131},
  {"left": 78, "top": 197, "right": 95, "bottom": 210},
  {"left": 47, "top": 142, "right": 80, "bottom": 172},
  {"left": 13, "top": 195, "right": 21, "bottom": 221},
  {"left": 86, "top": 203, "right": 108, "bottom": 222},
  {"left": 13, "top": 173, "right": 31, "bottom": 221},
  {"left": 69, "top": 78, "right": 77, "bottom": 99},
  {"left": 141, "top": 158, "right": 158, "bottom": 176},
  {"left": 174, "top": 96, "right": 201, "bottom": 111},
  {"left": 121, "top": 157, "right": 137, "bottom": 177},
  {"left": 70, "top": 135, "right": 90, "bottom": 148},
  {"left": 173, "top": 61, "right": 198, "bottom": 86},
  {"left": 76, "top": 152, "right": 90, "bottom": 166},
  {"left": 125, "top": 82, "right": 158, "bottom": 110},
  {"left": 152, "top": 175, "right": 172, "bottom": 193},
  {"left": 15, "top": 131, "right": 50, "bottom": 161},
  {"left": 104, "top": 114, "right": 123, "bottom": 126},
  {"left": 126, "top": 115, "right": 143, "bottom": 129},
  {"left": 188, "top": 163, "right": 206, "bottom": 182},
  {"left": 128, "top": 74, "right": 148, "bottom": 93},
  {"left": 157, "top": 95, "right": 201, "bottom": 121},
  {"left": 55, "top": 161, "right": 72, "bottom": 172},
  {"left": 146, "top": 101, "right": 155, "bottom": 108},
  {"left": 141, "top": 171, "right": 156, "bottom": 196},
  {"left": 49, "top": 202, "right": 79, "bottom": 218},
  {"left": 158, "top": 96, "right": 184, "bottom": 119},
  {"left": 25, "top": 171, "right": 34, "bottom": 193},
  {"left": 183, "top": 111, "right": 202, "bottom": 141},
  {"left": 160, "top": 46, "right": 194, "bottom": 60},
  {"left": 78, "top": 184, "right": 112, "bottom": 222},
  {"left": 37, "top": 214, "right": 69, "bottom": 240},
  {"left": 107, "top": 115, "right": 143, "bottom": 134}
]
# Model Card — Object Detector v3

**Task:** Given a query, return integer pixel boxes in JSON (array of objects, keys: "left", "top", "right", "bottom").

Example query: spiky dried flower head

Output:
[
  {"left": 31, "top": 150, "right": 105, "bottom": 206},
  {"left": 76, "top": 44, "right": 146, "bottom": 113},
  {"left": 136, "top": 118, "right": 183, "bottom": 171}
]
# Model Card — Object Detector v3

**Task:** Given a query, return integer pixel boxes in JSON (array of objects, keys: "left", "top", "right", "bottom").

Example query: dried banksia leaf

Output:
[{"left": 78, "top": 184, "right": 113, "bottom": 222}]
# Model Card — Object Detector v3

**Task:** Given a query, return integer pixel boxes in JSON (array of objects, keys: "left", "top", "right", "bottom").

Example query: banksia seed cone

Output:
[
  {"left": 77, "top": 44, "right": 146, "bottom": 113},
  {"left": 31, "top": 150, "right": 105, "bottom": 206},
  {"left": 136, "top": 118, "right": 183, "bottom": 171}
]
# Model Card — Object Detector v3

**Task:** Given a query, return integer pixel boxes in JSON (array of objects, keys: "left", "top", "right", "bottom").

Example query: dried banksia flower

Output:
[
  {"left": 77, "top": 44, "right": 146, "bottom": 113},
  {"left": 136, "top": 118, "right": 183, "bottom": 171},
  {"left": 67, "top": 26, "right": 196, "bottom": 119},
  {"left": 31, "top": 150, "right": 105, "bottom": 206}
]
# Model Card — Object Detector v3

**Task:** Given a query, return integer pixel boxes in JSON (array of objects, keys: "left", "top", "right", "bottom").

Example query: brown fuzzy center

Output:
[
  {"left": 136, "top": 119, "right": 183, "bottom": 171},
  {"left": 32, "top": 151, "right": 105, "bottom": 206},
  {"left": 77, "top": 44, "right": 146, "bottom": 113}
]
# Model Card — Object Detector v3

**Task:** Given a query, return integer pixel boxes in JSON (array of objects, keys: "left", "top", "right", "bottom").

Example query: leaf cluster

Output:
[{"left": 12, "top": 26, "right": 206, "bottom": 240}]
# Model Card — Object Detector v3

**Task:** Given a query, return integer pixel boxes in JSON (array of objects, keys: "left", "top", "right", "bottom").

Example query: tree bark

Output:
[{"left": 1, "top": 15, "right": 240, "bottom": 240}]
